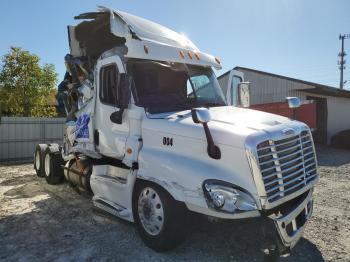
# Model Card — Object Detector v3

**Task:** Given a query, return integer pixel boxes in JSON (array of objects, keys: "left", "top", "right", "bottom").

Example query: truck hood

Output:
[{"left": 143, "top": 106, "right": 307, "bottom": 148}]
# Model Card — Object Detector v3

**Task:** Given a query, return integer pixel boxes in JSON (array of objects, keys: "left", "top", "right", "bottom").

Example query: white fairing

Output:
[
  {"left": 67, "top": 25, "right": 82, "bottom": 57},
  {"left": 116, "top": 10, "right": 199, "bottom": 51},
  {"left": 218, "top": 70, "right": 244, "bottom": 106},
  {"left": 90, "top": 165, "right": 136, "bottom": 221},
  {"left": 98, "top": 7, "right": 221, "bottom": 70}
]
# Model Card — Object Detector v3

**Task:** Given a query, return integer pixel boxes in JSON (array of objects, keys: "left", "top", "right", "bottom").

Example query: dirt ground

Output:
[{"left": 0, "top": 146, "right": 349, "bottom": 262}]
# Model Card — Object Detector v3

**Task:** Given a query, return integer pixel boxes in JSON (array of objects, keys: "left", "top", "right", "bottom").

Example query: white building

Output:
[{"left": 228, "top": 67, "right": 350, "bottom": 144}]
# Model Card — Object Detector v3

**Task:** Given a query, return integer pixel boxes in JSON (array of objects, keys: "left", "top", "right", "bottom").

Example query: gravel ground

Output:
[{"left": 0, "top": 146, "right": 349, "bottom": 261}]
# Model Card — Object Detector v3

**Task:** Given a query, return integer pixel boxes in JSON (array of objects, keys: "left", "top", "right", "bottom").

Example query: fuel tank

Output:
[{"left": 64, "top": 157, "right": 92, "bottom": 192}]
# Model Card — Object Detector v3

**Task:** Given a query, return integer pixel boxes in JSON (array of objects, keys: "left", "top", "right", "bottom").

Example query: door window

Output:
[
  {"left": 99, "top": 64, "right": 120, "bottom": 106},
  {"left": 189, "top": 75, "right": 211, "bottom": 98}
]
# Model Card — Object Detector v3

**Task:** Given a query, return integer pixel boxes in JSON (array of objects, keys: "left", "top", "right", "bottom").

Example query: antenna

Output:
[{"left": 338, "top": 34, "right": 350, "bottom": 89}]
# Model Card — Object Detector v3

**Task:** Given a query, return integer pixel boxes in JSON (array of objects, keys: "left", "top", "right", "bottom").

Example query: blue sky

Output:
[{"left": 0, "top": 0, "right": 349, "bottom": 89}]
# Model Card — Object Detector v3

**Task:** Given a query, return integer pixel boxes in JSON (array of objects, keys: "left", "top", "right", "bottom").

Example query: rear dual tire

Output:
[
  {"left": 43, "top": 146, "right": 65, "bottom": 185},
  {"left": 34, "top": 144, "right": 48, "bottom": 177},
  {"left": 34, "top": 144, "right": 65, "bottom": 185}
]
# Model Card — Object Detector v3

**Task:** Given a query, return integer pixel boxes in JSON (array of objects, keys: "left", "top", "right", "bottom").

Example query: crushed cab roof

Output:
[
  {"left": 76, "top": 6, "right": 198, "bottom": 51},
  {"left": 73, "top": 7, "right": 221, "bottom": 69}
]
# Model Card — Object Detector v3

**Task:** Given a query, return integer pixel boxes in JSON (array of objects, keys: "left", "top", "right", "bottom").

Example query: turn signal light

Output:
[
  {"left": 144, "top": 45, "right": 149, "bottom": 54},
  {"left": 215, "top": 57, "right": 221, "bottom": 64}
]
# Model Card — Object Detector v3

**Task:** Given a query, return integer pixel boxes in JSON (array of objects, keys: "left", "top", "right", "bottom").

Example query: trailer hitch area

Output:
[{"left": 267, "top": 190, "right": 314, "bottom": 257}]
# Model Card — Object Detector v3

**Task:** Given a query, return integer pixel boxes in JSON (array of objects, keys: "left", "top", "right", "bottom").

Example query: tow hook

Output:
[
  {"left": 260, "top": 218, "right": 291, "bottom": 258},
  {"left": 261, "top": 238, "right": 290, "bottom": 258},
  {"left": 276, "top": 239, "right": 291, "bottom": 257}
]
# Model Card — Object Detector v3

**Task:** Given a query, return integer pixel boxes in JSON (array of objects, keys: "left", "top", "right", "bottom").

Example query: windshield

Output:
[{"left": 127, "top": 59, "right": 226, "bottom": 113}]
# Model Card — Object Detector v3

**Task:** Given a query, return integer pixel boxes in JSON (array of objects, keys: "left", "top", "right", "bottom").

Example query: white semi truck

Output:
[{"left": 34, "top": 7, "right": 318, "bottom": 256}]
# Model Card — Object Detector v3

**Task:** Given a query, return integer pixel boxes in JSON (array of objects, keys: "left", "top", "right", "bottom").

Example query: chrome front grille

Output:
[{"left": 257, "top": 130, "right": 317, "bottom": 203}]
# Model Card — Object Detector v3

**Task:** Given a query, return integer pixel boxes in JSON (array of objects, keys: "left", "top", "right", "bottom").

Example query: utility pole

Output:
[{"left": 338, "top": 34, "right": 350, "bottom": 89}]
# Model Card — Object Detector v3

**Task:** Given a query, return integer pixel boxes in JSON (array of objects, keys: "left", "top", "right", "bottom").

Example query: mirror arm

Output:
[{"left": 202, "top": 122, "right": 221, "bottom": 160}]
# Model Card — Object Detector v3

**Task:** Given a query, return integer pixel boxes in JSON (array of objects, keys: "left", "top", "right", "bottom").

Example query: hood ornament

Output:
[{"left": 282, "top": 128, "right": 295, "bottom": 136}]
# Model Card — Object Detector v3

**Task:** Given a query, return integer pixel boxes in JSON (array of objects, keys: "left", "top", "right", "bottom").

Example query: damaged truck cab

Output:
[{"left": 34, "top": 7, "right": 318, "bottom": 255}]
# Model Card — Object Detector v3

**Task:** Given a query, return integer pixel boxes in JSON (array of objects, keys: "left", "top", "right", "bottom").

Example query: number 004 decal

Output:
[{"left": 162, "top": 137, "right": 173, "bottom": 146}]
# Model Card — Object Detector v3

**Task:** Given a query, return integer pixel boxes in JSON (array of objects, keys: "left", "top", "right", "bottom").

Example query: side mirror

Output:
[
  {"left": 238, "top": 82, "right": 251, "bottom": 108},
  {"left": 191, "top": 108, "right": 212, "bottom": 124},
  {"left": 286, "top": 97, "right": 301, "bottom": 109},
  {"left": 191, "top": 108, "right": 220, "bottom": 159},
  {"left": 110, "top": 74, "right": 131, "bottom": 124},
  {"left": 286, "top": 97, "right": 301, "bottom": 120}
]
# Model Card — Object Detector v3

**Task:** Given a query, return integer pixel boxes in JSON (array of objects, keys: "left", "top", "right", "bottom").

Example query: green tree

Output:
[{"left": 0, "top": 46, "right": 58, "bottom": 117}]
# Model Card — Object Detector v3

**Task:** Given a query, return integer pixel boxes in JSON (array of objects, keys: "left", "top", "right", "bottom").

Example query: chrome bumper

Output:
[{"left": 269, "top": 190, "right": 313, "bottom": 249}]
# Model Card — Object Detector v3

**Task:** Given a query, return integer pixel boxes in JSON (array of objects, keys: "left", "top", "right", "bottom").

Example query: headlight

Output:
[{"left": 203, "top": 180, "right": 257, "bottom": 213}]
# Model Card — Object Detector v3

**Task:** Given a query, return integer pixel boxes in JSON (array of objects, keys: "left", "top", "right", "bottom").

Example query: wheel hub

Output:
[
  {"left": 138, "top": 187, "right": 164, "bottom": 236},
  {"left": 35, "top": 151, "right": 40, "bottom": 169},
  {"left": 142, "top": 201, "right": 153, "bottom": 220},
  {"left": 44, "top": 154, "right": 50, "bottom": 177}
]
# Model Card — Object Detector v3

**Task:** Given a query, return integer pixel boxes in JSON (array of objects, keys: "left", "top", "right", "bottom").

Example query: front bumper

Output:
[
  {"left": 189, "top": 187, "right": 314, "bottom": 257},
  {"left": 268, "top": 189, "right": 313, "bottom": 252}
]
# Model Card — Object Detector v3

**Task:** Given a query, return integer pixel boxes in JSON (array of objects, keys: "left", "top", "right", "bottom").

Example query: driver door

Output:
[{"left": 95, "top": 55, "right": 129, "bottom": 159}]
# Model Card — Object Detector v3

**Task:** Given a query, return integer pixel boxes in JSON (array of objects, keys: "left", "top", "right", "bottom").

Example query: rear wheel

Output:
[
  {"left": 43, "top": 147, "right": 64, "bottom": 185},
  {"left": 133, "top": 182, "right": 188, "bottom": 252},
  {"left": 34, "top": 144, "right": 48, "bottom": 177}
]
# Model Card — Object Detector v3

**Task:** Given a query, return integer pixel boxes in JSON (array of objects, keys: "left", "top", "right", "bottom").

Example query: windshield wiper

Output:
[
  {"left": 146, "top": 102, "right": 189, "bottom": 114},
  {"left": 201, "top": 102, "right": 226, "bottom": 108}
]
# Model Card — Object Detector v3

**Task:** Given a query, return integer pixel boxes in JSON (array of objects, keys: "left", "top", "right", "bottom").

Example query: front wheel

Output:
[{"left": 133, "top": 182, "right": 188, "bottom": 252}]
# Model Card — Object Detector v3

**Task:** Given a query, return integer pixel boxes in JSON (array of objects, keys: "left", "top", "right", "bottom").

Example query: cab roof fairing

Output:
[
  {"left": 114, "top": 9, "right": 198, "bottom": 50},
  {"left": 88, "top": 7, "right": 222, "bottom": 69},
  {"left": 124, "top": 38, "right": 222, "bottom": 70}
]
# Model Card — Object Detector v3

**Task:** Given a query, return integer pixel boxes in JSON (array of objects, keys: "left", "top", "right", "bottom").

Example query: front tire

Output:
[{"left": 133, "top": 182, "right": 188, "bottom": 252}]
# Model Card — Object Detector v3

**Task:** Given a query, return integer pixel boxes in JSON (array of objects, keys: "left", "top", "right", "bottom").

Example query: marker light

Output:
[
  {"left": 187, "top": 51, "right": 193, "bottom": 59},
  {"left": 179, "top": 51, "right": 185, "bottom": 59}
]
